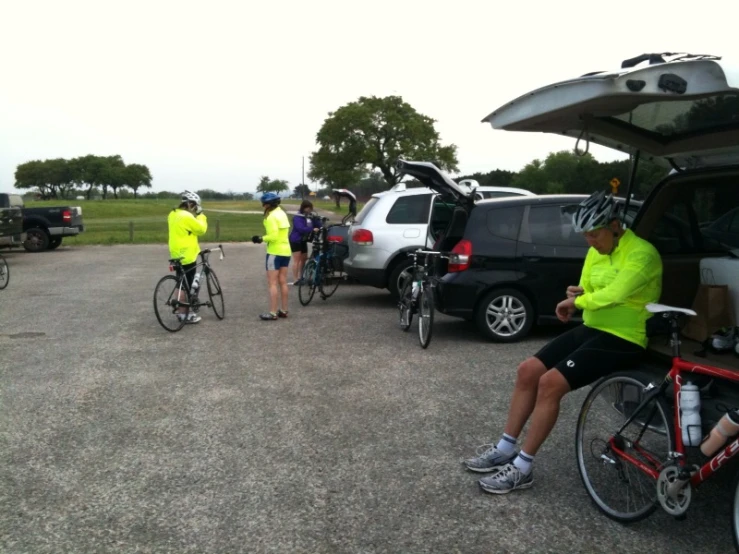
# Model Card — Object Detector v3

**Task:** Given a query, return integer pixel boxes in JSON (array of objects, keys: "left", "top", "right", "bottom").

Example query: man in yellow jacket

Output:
[
  {"left": 168, "top": 190, "right": 208, "bottom": 323},
  {"left": 252, "top": 192, "right": 291, "bottom": 320},
  {"left": 464, "top": 189, "right": 663, "bottom": 494}
]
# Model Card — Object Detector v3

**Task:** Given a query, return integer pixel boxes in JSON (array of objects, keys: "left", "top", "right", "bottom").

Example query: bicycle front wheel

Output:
[
  {"left": 0, "top": 254, "right": 8, "bottom": 290},
  {"left": 206, "top": 269, "right": 225, "bottom": 319},
  {"left": 418, "top": 284, "right": 434, "bottom": 348},
  {"left": 154, "top": 275, "right": 189, "bottom": 332},
  {"left": 575, "top": 371, "right": 673, "bottom": 523},
  {"left": 299, "top": 260, "right": 317, "bottom": 306}
]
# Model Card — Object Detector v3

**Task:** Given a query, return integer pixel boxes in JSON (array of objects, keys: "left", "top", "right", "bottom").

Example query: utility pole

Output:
[{"left": 301, "top": 156, "right": 305, "bottom": 200}]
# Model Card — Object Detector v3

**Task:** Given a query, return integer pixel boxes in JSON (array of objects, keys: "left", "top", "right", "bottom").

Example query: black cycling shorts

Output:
[
  {"left": 181, "top": 262, "right": 197, "bottom": 291},
  {"left": 290, "top": 241, "right": 307, "bottom": 254},
  {"left": 534, "top": 324, "right": 644, "bottom": 391}
]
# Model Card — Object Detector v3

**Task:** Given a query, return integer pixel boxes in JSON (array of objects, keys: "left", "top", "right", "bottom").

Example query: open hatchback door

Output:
[
  {"left": 482, "top": 54, "right": 739, "bottom": 170},
  {"left": 395, "top": 159, "right": 472, "bottom": 208}
]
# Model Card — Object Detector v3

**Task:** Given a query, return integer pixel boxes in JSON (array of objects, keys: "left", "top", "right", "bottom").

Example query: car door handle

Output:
[{"left": 523, "top": 255, "right": 541, "bottom": 262}]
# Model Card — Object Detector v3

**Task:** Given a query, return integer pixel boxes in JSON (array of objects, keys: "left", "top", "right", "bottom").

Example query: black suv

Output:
[
  {"left": 433, "top": 194, "right": 609, "bottom": 342},
  {"left": 394, "top": 161, "right": 642, "bottom": 343}
]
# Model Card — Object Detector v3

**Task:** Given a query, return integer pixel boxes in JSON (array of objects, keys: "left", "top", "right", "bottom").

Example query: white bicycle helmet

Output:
[
  {"left": 181, "top": 190, "right": 201, "bottom": 206},
  {"left": 572, "top": 189, "right": 619, "bottom": 233}
]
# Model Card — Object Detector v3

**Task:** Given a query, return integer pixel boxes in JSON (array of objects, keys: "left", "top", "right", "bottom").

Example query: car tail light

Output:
[
  {"left": 62, "top": 210, "right": 72, "bottom": 224},
  {"left": 447, "top": 239, "right": 472, "bottom": 272},
  {"left": 352, "top": 229, "right": 373, "bottom": 245},
  {"left": 327, "top": 235, "right": 343, "bottom": 243}
]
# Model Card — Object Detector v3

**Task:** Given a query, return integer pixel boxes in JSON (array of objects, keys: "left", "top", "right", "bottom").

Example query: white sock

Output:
[
  {"left": 496, "top": 433, "right": 517, "bottom": 456},
  {"left": 513, "top": 451, "right": 534, "bottom": 475}
]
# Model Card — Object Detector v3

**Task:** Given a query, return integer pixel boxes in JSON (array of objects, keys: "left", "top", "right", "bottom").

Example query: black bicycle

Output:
[
  {"left": 299, "top": 219, "right": 344, "bottom": 306},
  {"left": 397, "top": 249, "right": 449, "bottom": 348},
  {"left": 153, "top": 245, "right": 225, "bottom": 332},
  {"left": 0, "top": 253, "right": 8, "bottom": 290}
]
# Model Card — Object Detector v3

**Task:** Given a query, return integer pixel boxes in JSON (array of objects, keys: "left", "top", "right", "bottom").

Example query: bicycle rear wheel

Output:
[
  {"left": 206, "top": 269, "right": 225, "bottom": 319},
  {"left": 154, "top": 275, "right": 189, "bottom": 332},
  {"left": 299, "top": 260, "right": 317, "bottom": 306},
  {"left": 320, "top": 258, "right": 341, "bottom": 299},
  {"left": 575, "top": 371, "right": 673, "bottom": 523},
  {"left": 398, "top": 280, "right": 413, "bottom": 330},
  {"left": 418, "top": 284, "right": 434, "bottom": 348},
  {"left": 0, "top": 255, "right": 8, "bottom": 290}
]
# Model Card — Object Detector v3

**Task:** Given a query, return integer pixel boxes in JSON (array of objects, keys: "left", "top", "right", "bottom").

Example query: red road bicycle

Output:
[{"left": 576, "top": 302, "right": 739, "bottom": 550}]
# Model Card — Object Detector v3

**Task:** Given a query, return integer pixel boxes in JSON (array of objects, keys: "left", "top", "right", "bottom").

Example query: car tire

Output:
[
  {"left": 476, "top": 288, "right": 534, "bottom": 343},
  {"left": 388, "top": 257, "right": 415, "bottom": 301},
  {"left": 23, "top": 227, "right": 50, "bottom": 252},
  {"left": 48, "top": 237, "right": 63, "bottom": 250}
]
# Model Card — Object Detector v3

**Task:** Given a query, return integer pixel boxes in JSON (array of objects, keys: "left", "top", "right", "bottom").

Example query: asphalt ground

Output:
[{"left": 0, "top": 244, "right": 734, "bottom": 553}]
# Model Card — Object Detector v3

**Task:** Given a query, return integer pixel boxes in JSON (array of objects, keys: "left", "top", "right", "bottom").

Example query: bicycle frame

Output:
[
  {"left": 169, "top": 245, "right": 224, "bottom": 307},
  {"left": 607, "top": 316, "right": 739, "bottom": 488}
]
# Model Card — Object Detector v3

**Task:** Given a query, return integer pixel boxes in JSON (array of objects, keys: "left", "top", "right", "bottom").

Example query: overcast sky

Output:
[{"left": 1, "top": 0, "right": 737, "bottom": 194}]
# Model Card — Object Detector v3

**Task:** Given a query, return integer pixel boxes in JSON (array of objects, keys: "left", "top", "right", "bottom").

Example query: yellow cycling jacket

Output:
[
  {"left": 263, "top": 207, "right": 291, "bottom": 257},
  {"left": 168, "top": 209, "right": 207, "bottom": 264},
  {"left": 574, "top": 228, "right": 663, "bottom": 348}
]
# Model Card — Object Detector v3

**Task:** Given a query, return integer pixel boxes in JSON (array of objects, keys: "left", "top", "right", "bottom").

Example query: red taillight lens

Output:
[
  {"left": 327, "top": 235, "right": 343, "bottom": 243},
  {"left": 169, "top": 264, "right": 174, "bottom": 272},
  {"left": 352, "top": 229, "right": 373, "bottom": 245},
  {"left": 447, "top": 239, "right": 472, "bottom": 272},
  {"left": 62, "top": 210, "right": 72, "bottom": 223}
]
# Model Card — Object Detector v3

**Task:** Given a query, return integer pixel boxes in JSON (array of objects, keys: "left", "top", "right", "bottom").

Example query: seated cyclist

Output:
[
  {"left": 168, "top": 190, "right": 208, "bottom": 324},
  {"left": 463, "top": 189, "right": 663, "bottom": 494}
]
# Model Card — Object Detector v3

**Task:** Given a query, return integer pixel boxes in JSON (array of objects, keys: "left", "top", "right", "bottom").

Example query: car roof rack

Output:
[{"left": 621, "top": 52, "right": 722, "bottom": 69}]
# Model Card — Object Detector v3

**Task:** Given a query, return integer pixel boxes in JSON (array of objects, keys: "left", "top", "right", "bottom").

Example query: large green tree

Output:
[
  {"left": 309, "top": 95, "right": 459, "bottom": 189},
  {"left": 122, "top": 163, "right": 153, "bottom": 199}
]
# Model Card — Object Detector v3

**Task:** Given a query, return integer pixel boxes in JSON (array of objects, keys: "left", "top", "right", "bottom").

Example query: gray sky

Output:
[{"left": 1, "top": 0, "right": 737, "bottom": 194}]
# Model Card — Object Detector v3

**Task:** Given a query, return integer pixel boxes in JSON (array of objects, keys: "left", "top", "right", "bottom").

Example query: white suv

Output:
[{"left": 344, "top": 171, "right": 533, "bottom": 299}]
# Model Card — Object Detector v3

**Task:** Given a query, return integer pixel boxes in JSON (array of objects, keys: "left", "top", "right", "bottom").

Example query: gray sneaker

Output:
[
  {"left": 478, "top": 463, "right": 533, "bottom": 494},
  {"left": 463, "top": 444, "right": 517, "bottom": 473}
]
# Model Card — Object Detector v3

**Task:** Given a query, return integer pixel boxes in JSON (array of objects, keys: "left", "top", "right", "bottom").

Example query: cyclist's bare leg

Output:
[
  {"left": 267, "top": 269, "right": 279, "bottom": 313},
  {"left": 278, "top": 267, "right": 289, "bottom": 311},
  {"left": 519, "top": 369, "right": 570, "bottom": 455},
  {"left": 503, "top": 357, "right": 547, "bottom": 438},
  {"left": 291, "top": 252, "right": 301, "bottom": 281}
]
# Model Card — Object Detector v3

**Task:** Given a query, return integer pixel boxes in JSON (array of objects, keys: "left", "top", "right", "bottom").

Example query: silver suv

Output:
[{"left": 344, "top": 172, "right": 533, "bottom": 299}]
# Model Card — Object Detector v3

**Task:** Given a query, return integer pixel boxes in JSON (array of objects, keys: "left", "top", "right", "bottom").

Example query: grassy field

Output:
[{"left": 24, "top": 198, "right": 358, "bottom": 246}]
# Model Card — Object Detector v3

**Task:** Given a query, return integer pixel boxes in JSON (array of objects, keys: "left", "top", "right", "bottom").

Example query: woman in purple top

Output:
[{"left": 289, "top": 200, "right": 322, "bottom": 285}]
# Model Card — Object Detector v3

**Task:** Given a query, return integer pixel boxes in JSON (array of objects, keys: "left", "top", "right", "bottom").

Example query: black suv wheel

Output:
[{"left": 476, "top": 288, "right": 534, "bottom": 342}]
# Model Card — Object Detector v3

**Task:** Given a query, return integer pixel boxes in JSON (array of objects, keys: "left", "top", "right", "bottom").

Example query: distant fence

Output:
[{"left": 75, "top": 216, "right": 262, "bottom": 243}]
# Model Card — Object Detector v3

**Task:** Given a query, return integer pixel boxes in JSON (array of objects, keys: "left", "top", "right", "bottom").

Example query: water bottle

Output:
[
  {"left": 700, "top": 410, "right": 739, "bottom": 457},
  {"left": 680, "top": 381, "right": 702, "bottom": 447},
  {"left": 411, "top": 280, "right": 419, "bottom": 299},
  {"left": 191, "top": 270, "right": 201, "bottom": 295}
]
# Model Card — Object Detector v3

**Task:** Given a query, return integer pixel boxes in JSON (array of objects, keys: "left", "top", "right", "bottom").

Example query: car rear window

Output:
[
  {"left": 485, "top": 206, "right": 524, "bottom": 241},
  {"left": 385, "top": 194, "right": 432, "bottom": 224},
  {"left": 353, "top": 197, "right": 378, "bottom": 225}
]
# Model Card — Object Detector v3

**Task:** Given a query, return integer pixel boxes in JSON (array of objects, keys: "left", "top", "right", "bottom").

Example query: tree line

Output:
[{"left": 15, "top": 155, "right": 152, "bottom": 200}]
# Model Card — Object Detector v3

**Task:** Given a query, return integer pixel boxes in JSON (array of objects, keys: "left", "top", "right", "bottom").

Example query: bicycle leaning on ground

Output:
[
  {"left": 575, "top": 301, "right": 739, "bottom": 550},
  {"left": 397, "top": 249, "right": 449, "bottom": 349},
  {"left": 0, "top": 253, "right": 8, "bottom": 290},
  {"left": 298, "top": 219, "right": 344, "bottom": 306},
  {"left": 153, "top": 245, "right": 226, "bottom": 332}
]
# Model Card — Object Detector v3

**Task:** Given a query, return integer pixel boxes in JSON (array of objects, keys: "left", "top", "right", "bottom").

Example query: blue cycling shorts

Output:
[{"left": 266, "top": 254, "right": 290, "bottom": 271}]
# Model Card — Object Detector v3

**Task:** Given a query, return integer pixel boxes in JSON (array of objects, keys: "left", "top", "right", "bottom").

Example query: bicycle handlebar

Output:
[{"left": 201, "top": 244, "right": 225, "bottom": 261}]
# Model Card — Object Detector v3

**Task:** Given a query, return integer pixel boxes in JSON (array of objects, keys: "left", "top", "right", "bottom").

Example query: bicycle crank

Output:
[{"left": 656, "top": 465, "right": 692, "bottom": 517}]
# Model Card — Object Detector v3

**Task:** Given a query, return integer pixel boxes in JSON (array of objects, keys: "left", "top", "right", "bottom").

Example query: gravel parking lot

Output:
[{"left": 0, "top": 244, "right": 733, "bottom": 553}]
